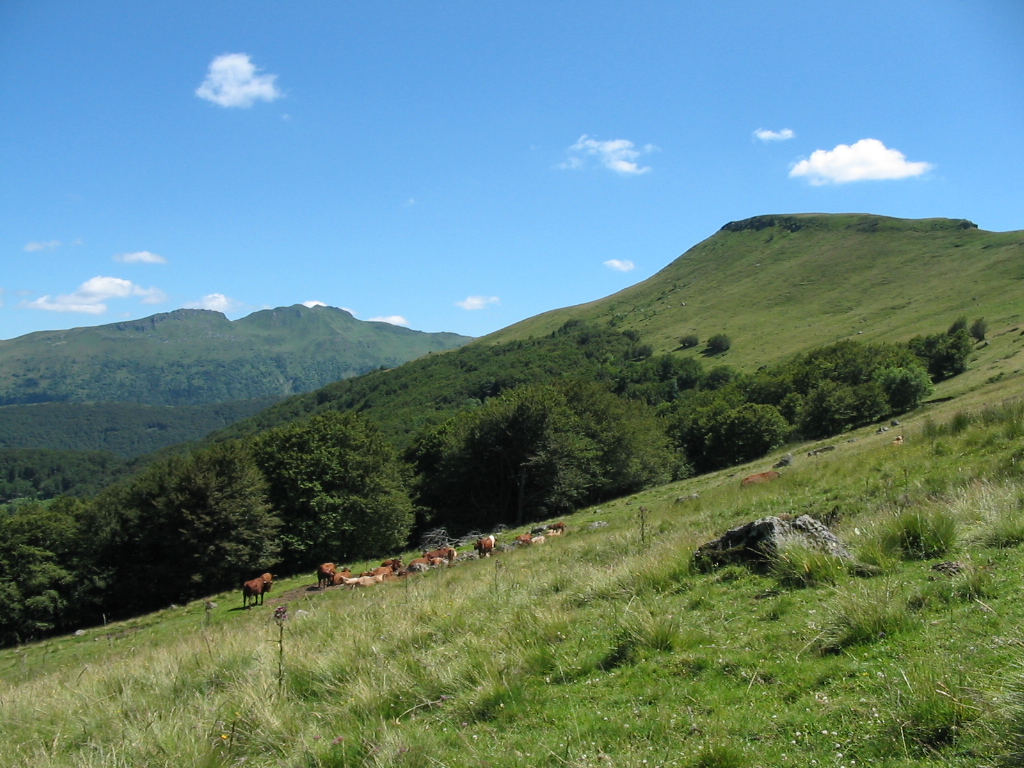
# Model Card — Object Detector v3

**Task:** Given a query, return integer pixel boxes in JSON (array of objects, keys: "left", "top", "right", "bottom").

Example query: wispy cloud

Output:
[
  {"left": 456, "top": 295, "right": 500, "bottom": 310},
  {"left": 754, "top": 128, "right": 795, "bottom": 142},
  {"left": 185, "top": 293, "right": 243, "bottom": 313},
  {"left": 368, "top": 315, "right": 410, "bottom": 326},
  {"left": 561, "top": 135, "right": 654, "bottom": 175},
  {"left": 790, "top": 138, "right": 933, "bottom": 185},
  {"left": 196, "top": 53, "right": 282, "bottom": 108},
  {"left": 604, "top": 259, "right": 635, "bottom": 272},
  {"left": 114, "top": 250, "right": 167, "bottom": 264},
  {"left": 24, "top": 240, "right": 61, "bottom": 252},
  {"left": 24, "top": 276, "right": 167, "bottom": 314}
]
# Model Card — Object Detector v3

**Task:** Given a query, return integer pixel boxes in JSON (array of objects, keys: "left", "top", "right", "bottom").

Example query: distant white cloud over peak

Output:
[
  {"left": 754, "top": 128, "right": 795, "bottom": 142},
  {"left": 604, "top": 259, "right": 635, "bottom": 272},
  {"left": 186, "top": 293, "right": 243, "bottom": 313},
  {"left": 368, "top": 315, "right": 410, "bottom": 326},
  {"left": 24, "top": 240, "right": 61, "bottom": 252},
  {"left": 456, "top": 295, "right": 500, "bottom": 310},
  {"left": 302, "top": 300, "right": 327, "bottom": 308},
  {"left": 114, "top": 250, "right": 166, "bottom": 264},
  {"left": 790, "top": 138, "right": 934, "bottom": 185},
  {"left": 196, "top": 53, "right": 282, "bottom": 108},
  {"left": 23, "top": 276, "right": 168, "bottom": 315},
  {"left": 562, "top": 135, "right": 654, "bottom": 175}
]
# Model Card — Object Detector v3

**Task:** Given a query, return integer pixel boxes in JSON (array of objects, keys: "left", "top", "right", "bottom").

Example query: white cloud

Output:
[
  {"left": 368, "top": 315, "right": 410, "bottom": 326},
  {"left": 196, "top": 53, "right": 282, "bottom": 108},
  {"left": 754, "top": 128, "right": 795, "bottom": 142},
  {"left": 24, "top": 276, "right": 167, "bottom": 314},
  {"left": 604, "top": 259, "right": 635, "bottom": 272},
  {"left": 186, "top": 293, "right": 243, "bottom": 313},
  {"left": 24, "top": 240, "right": 61, "bottom": 252},
  {"left": 114, "top": 250, "right": 167, "bottom": 264},
  {"left": 562, "top": 135, "right": 653, "bottom": 175},
  {"left": 790, "top": 138, "right": 933, "bottom": 185},
  {"left": 303, "top": 300, "right": 328, "bottom": 308},
  {"left": 456, "top": 295, "right": 500, "bottom": 310}
]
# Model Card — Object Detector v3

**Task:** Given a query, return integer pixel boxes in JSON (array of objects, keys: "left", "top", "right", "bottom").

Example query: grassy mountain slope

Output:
[
  {"left": 4, "top": 398, "right": 1024, "bottom": 766},
  {"left": 208, "top": 214, "right": 1024, "bottom": 450},
  {"left": 0, "top": 304, "right": 471, "bottom": 407},
  {"left": 487, "top": 214, "right": 1024, "bottom": 369}
]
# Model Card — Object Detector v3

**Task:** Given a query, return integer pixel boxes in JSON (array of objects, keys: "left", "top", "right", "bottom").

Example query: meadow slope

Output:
[{"left": 4, "top": 393, "right": 1024, "bottom": 767}]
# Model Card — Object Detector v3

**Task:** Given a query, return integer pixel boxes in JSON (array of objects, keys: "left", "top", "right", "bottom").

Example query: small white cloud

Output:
[
  {"left": 303, "top": 300, "right": 327, "bottom": 308},
  {"left": 196, "top": 53, "right": 282, "bottom": 108},
  {"left": 790, "top": 138, "right": 933, "bottom": 185},
  {"left": 23, "top": 276, "right": 167, "bottom": 314},
  {"left": 604, "top": 259, "right": 635, "bottom": 272},
  {"left": 456, "top": 295, "right": 500, "bottom": 310},
  {"left": 185, "top": 293, "right": 243, "bottom": 313},
  {"left": 368, "top": 315, "right": 410, "bottom": 326},
  {"left": 24, "top": 240, "right": 61, "bottom": 252},
  {"left": 114, "top": 250, "right": 167, "bottom": 264},
  {"left": 562, "top": 135, "right": 653, "bottom": 175},
  {"left": 754, "top": 128, "right": 795, "bottom": 142}
]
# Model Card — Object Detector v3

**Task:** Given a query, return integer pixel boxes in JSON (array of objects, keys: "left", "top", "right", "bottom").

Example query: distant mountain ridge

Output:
[{"left": 0, "top": 304, "right": 472, "bottom": 407}]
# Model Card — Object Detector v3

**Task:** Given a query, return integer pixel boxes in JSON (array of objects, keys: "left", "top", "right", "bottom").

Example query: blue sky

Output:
[{"left": 2, "top": 1, "right": 1022, "bottom": 341}]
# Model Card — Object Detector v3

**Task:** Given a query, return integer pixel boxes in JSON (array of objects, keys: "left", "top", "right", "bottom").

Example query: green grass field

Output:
[{"left": 4, "top": 389, "right": 1024, "bottom": 767}]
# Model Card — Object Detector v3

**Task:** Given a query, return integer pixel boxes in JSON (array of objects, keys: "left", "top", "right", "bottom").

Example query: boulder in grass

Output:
[{"left": 694, "top": 515, "right": 854, "bottom": 570}]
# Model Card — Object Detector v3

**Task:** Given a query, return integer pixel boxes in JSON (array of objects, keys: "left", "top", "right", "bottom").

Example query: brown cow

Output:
[
  {"left": 474, "top": 535, "right": 496, "bottom": 558},
  {"left": 380, "top": 558, "right": 404, "bottom": 570},
  {"left": 423, "top": 547, "right": 457, "bottom": 564},
  {"left": 740, "top": 471, "right": 781, "bottom": 487},
  {"left": 317, "top": 563, "right": 337, "bottom": 590},
  {"left": 242, "top": 573, "right": 273, "bottom": 608},
  {"left": 361, "top": 565, "right": 397, "bottom": 578},
  {"left": 549, "top": 522, "right": 567, "bottom": 535},
  {"left": 515, "top": 533, "right": 534, "bottom": 545},
  {"left": 329, "top": 569, "right": 353, "bottom": 586}
]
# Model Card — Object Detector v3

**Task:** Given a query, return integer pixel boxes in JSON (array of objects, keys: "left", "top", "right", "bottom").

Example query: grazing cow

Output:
[
  {"left": 317, "top": 563, "right": 337, "bottom": 590},
  {"left": 515, "top": 533, "right": 534, "bottom": 545},
  {"left": 474, "top": 535, "right": 496, "bottom": 558},
  {"left": 549, "top": 522, "right": 567, "bottom": 534},
  {"left": 740, "top": 471, "right": 781, "bottom": 487},
  {"left": 892, "top": 435, "right": 905, "bottom": 446},
  {"left": 242, "top": 573, "right": 273, "bottom": 608}
]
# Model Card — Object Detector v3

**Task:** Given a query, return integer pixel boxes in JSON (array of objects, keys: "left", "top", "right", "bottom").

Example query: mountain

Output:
[
  {"left": 0, "top": 304, "right": 472, "bottom": 407},
  {"left": 210, "top": 214, "right": 1024, "bottom": 448}
]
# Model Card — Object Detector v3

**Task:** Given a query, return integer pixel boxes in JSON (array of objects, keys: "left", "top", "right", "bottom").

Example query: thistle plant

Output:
[{"left": 274, "top": 605, "right": 288, "bottom": 693}]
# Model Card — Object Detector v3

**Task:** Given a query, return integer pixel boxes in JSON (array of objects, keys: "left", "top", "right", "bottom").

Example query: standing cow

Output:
[{"left": 242, "top": 573, "right": 273, "bottom": 608}]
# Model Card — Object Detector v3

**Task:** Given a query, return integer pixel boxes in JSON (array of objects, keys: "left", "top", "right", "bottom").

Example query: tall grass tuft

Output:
[
  {"left": 770, "top": 542, "right": 848, "bottom": 588},
  {"left": 601, "top": 603, "right": 681, "bottom": 669},
  {"left": 879, "top": 507, "right": 957, "bottom": 560},
  {"left": 885, "top": 661, "right": 983, "bottom": 756},
  {"left": 818, "top": 581, "right": 915, "bottom": 653}
]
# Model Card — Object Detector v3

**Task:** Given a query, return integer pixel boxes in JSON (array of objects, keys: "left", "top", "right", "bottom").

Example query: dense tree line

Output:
[{"left": 0, "top": 319, "right": 971, "bottom": 646}]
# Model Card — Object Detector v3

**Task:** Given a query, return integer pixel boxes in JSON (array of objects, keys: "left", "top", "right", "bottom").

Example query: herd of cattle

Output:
[{"left": 241, "top": 522, "right": 568, "bottom": 608}]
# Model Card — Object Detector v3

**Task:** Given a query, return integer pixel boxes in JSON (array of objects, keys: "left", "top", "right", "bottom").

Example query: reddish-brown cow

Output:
[
  {"left": 515, "top": 533, "right": 533, "bottom": 545},
  {"left": 317, "top": 563, "right": 337, "bottom": 590},
  {"left": 740, "top": 471, "right": 781, "bottom": 487},
  {"left": 423, "top": 546, "right": 457, "bottom": 564},
  {"left": 474, "top": 535, "right": 496, "bottom": 558},
  {"left": 329, "top": 569, "right": 353, "bottom": 586},
  {"left": 242, "top": 572, "right": 273, "bottom": 608}
]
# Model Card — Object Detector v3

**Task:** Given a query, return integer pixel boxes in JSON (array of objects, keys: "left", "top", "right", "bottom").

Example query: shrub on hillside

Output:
[
  {"left": 971, "top": 317, "right": 987, "bottom": 342},
  {"left": 679, "top": 333, "right": 699, "bottom": 349},
  {"left": 875, "top": 365, "right": 934, "bottom": 413},
  {"left": 706, "top": 333, "right": 731, "bottom": 354}
]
